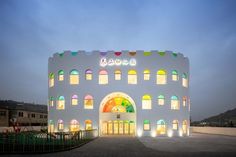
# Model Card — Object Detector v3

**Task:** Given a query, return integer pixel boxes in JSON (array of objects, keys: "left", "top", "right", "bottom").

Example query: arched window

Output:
[
  {"left": 171, "top": 96, "right": 179, "bottom": 110},
  {"left": 49, "top": 73, "right": 54, "bottom": 87},
  {"left": 143, "top": 120, "right": 150, "bottom": 131},
  {"left": 182, "top": 120, "right": 187, "bottom": 134},
  {"left": 57, "top": 96, "right": 65, "bottom": 110},
  {"left": 156, "top": 69, "right": 167, "bottom": 84},
  {"left": 58, "top": 70, "right": 64, "bottom": 81},
  {"left": 99, "top": 70, "right": 108, "bottom": 84},
  {"left": 183, "top": 96, "right": 187, "bottom": 107},
  {"left": 158, "top": 95, "right": 165, "bottom": 105},
  {"left": 142, "top": 94, "right": 152, "bottom": 109},
  {"left": 85, "top": 120, "right": 92, "bottom": 130},
  {"left": 70, "top": 69, "right": 79, "bottom": 84},
  {"left": 128, "top": 70, "right": 137, "bottom": 84},
  {"left": 85, "top": 69, "right": 92, "bottom": 80},
  {"left": 58, "top": 119, "right": 64, "bottom": 131},
  {"left": 143, "top": 69, "right": 150, "bottom": 80},
  {"left": 182, "top": 73, "right": 188, "bottom": 87},
  {"left": 172, "top": 70, "right": 178, "bottom": 81},
  {"left": 48, "top": 120, "right": 54, "bottom": 133},
  {"left": 157, "top": 120, "right": 166, "bottom": 135},
  {"left": 172, "top": 120, "right": 178, "bottom": 130},
  {"left": 114, "top": 69, "right": 121, "bottom": 80},
  {"left": 71, "top": 95, "right": 78, "bottom": 105},
  {"left": 84, "top": 95, "right": 93, "bottom": 109},
  {"left": 70, "top": 119, "right": 79, "bottom": 132},
  {"left": 49, "top": 97, "right": 54, "bottom": 107}
]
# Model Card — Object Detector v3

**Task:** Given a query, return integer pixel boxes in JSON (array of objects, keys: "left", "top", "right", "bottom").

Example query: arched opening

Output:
[
  {"left": 99, "top": 92, "right": 136, "bottom": 136},
  {"left": 157, "top": 119, "right": 166, "bottom": 135},
  {"left": 70, "top": 119, "right": 80, "bottom": 132},
  {"left": 85, "top": 120, "right": 92, "bottom": 130},
  {"left": 182, "top": 120, "right": 188, "bottom": 135}
]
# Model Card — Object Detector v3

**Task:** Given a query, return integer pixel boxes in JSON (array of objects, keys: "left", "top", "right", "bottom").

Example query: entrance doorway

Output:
[
  {"left": 99, "top": 92, "right": 136, "bottom": 136},
  {"left": 102, "top": 120, "right": 135, "bottom": 135}
]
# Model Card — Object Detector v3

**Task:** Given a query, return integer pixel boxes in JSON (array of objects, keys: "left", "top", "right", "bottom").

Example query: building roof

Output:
[{"left": 0, "top": 100, "right": 47, "bottom": 114}]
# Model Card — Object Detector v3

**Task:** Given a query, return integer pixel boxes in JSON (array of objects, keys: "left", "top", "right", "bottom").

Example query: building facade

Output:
[{"left": 48, "top": 51, "right": 190, "bottom": 137}]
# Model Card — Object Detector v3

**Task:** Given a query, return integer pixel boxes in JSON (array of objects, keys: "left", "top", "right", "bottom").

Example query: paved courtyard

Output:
[{"left": 3, "top": 133, "right": 236, "bottom": 157}]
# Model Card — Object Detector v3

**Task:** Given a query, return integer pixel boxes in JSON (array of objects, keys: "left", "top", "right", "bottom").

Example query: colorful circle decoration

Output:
[
  {"left": 103, "top": 97, "right": 134, "bottom": 113},
  {"left": 129, "top": 52, "right": 136, "bottom": 56}
]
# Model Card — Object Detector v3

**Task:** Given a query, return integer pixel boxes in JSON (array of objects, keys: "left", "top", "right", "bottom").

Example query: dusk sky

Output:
[{"left": 0, "top": 0, "right": 236, "bottom": 121}]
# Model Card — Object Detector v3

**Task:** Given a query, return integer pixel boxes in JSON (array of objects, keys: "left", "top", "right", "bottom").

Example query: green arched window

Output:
[
  {"left": 158, "top": 95, "right": 165, "bottom": 105},
  {"left": 70, "top": 69, "right": 79, "bottom": 84},
  {"left": 58, "top": 70, "right": 64, "bottom": 81},
  {"left": 172, "top": 70, "right": 178, "bottom": 81}
]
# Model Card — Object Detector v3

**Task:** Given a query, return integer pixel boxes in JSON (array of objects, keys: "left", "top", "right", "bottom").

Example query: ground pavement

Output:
[{"left": 3, "top": 133, "right": 236, "bottom": 157}]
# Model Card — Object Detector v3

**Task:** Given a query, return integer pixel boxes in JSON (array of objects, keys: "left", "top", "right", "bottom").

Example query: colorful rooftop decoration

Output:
[
  {"left": 172, "top": 52, "right": 177, "bottom": 57},
  {"left": 158, "top": 51, "right": 166, "bottom": 56},
  {"left": 103, "top": 97, "right": 134, "bottom": 113},
  {"left": 144, "top": 52, "right": 152, "bottom": 56},
  {"left": 114, "top": 52, "right": 122, "bottom": 56},
  {"left": 129, "top": 52, "right": 136, "bottom": 56}
]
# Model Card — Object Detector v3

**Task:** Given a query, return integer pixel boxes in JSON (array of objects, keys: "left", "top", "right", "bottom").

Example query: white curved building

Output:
[{"left": 48, "top": 50, "right": 190, "bottom": 137}]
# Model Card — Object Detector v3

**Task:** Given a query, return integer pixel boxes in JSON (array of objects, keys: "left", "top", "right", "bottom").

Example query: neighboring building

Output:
[
  {"left": 48, "top": 51, "right": 190, "bottom": 137},
  {"left": 0, "top": 100, "right": 47, "bottom": 127}
]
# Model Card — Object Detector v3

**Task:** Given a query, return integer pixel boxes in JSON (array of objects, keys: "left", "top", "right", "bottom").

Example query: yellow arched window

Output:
[
  {"left": 143, "top": 120, "right": 150, "bottom": 131},
  {"left": 49, "top": 97, "right": 54, "bottom": 107},
  {"left": 57, "top": 96, "right": 65, "bottom": 110},
  {"left": 172, "top": 120, "right": 178, "bottom": 130},
  {"left": 48, "top": 120, "right": 54, "bottom": 133},
  {"left": 85, "top": 120, "right": 92, "bottom": 130},
  {"left": 157, "top": 120, "right": 166, "bottom": 135},
  {"left": 70, "top": 119, "right": 80, "bottom": 132},
  {"left": 58, "top": 119, "right": 64, "bottom": 131},
  {"left": 128, "top": 70, "right": 137, "bottom": 84},
  {"left": 183, "top": 96, "right": 187, "bottom": 107},
  {"left": 58, "top": 70, "right": 64, "bottom": 81},
  {"left": 84, "top": 95, "right": 93, "bottom": 109},
  {"left": 71, "top": 95, "right": 78, "bottom": 105},
  {"left": 143, "top": 69, "right": 150, "bottom": 80},
  {"left": 182, "top": 120, "right": 187, "bottom": 134},
  {"left": 156, "top": 69, "right": 167, "bottom": 84},
  {"left": 70, "top": 70, "right": 79, "bottom": 84},
  {"left": 49, "top": 73, "right": 54, "bottom": 87},
  {"left": 172, "top": 70, "right": 178, "bottom": 81},
  {"left": 114, "top": 69, "right": 121, "bottom": 80},
  {"left": 171, "top": 96, "right": 179, "bottom": 110},
  {"left": 85, "top": 69, "right": 92, "bottom": 80},
  {"left": 158, "top": 95, "right": 165, "bottom": 105},
  {"left": 99, "top": 70, "right": 108, "bottom": 84},
  {"left": 142, "top": 94, "right": 152, "bottom": 109},
  {"left": 182, "top": 73, "right": 188, "bottom": 87}
]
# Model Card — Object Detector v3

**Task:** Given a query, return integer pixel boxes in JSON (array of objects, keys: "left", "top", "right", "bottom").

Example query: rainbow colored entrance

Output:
[{"left": 103, "top": 97, "right": 135, "bottom": 113}]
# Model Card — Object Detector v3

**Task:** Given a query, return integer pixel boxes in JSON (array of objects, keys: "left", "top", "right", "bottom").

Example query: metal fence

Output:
[{"left": 0, "top": 129, "right": 98, "bottom": 154}]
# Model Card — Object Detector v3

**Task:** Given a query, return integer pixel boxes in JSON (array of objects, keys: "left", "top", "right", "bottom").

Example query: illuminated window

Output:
[
  {"left": 172, "top": 120, "right": 178, "bottom": 130},
  {"left": 143, "top": 120, "right": 150, "bottom": 131},
  {"left": 58, "top": 119, "right": 64, "bottom": 131},
  {"left": 156, "top": 69, "right": 167, "bottom": 84},
  {"left": 71, "top": 95, "right": 78, "bottom": 105},
  {"left": 84, "top": 95, "right": 93, "bottom": 109},
  {"left": 158, "top": 95, "right": 165, "bottom": 105},
  {"left": 85, "top": 120, "right": 92, "bottom": 130},
  {"left": 49, "top": 97, "right": 54, "bottom": 107},
  {"left": 114, "top": 69, "right": 121, "bottom": 80},
  {"left": 48, "top": 120, "right": 54, "bottom": 133},
  {"left": 183, "top": 96, "right": 187, "bottom": 107},
  {"left": 49, "top": 73, "right": 54, "bottom": 87},
  {"left": 58, "top": 70, "right": 64, "bottom": 81},
  {"left": 85, "top": 69, "right": 92, "bottom": 80},
  {"left": 157, "top": 120, "right": 166, "bottom": 135},
  {"left": 182, "top": 73, "right": 188, "bottom": 87},
  {"left": 70, "top": 119, "right": 79, "bottom": 132},
  {"left": 171, "top": 96, "right": 179, "bottom": 110},
  {"left": 172, "top": 70, "right": 178, "bottom": 81},
  {"left": 99, "top": 70, "right": 108, "bottom": 84},
  {"left": 70, "top": 69, "right": 79, "bottom": 85},
  {"left": 142, "top": 94, "right": 152, "bottom": 109},
  {"left": 143, "top": 69, "right": 150, "bottom": 80},
  {"left": 57, "top": 96, "right": 65, "bottom": 110},
  {"left": 128, "top": 70, "right": 137, "bottom": 84},
  {"left": 182, "top": 120, "right": 187, "bottom": 134}
]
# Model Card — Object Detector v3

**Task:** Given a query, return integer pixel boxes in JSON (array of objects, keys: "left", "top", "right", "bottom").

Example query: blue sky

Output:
[{"left": 0, "top": 0, "right": 236, "bottom": 121}]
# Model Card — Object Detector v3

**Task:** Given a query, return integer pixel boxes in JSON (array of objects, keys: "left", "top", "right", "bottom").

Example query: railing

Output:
[{"left": 0, "top": 129, "right": 98, "bottom": 154}]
